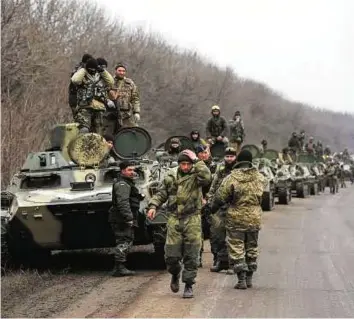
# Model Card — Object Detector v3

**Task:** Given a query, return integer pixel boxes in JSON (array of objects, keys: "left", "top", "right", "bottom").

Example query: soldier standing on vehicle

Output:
[
  {"left": 229, "top": 111, "right": 245, "bottom": 153},
  {"left": 288, "top": 132, "right": 301, "bottom": 156},
  {"left": 299, "top": 130, "right": 306, "bottom": 151},
  {"left": 260, "top": 140, "right": 268, "bottom": 155},
  {"left": 210, "top": 150, "right": 266, "bottom": 289},
  {"left": 108, "top": 161, "right": 143, "bottom": 277},
  {"left": 146, "top": 150, "right": 211, "bottom": 298},
  {"left": 206, "top": 105, "right": 229, "bottom": 147},
  {"left": 71, "top": 58, "right": 114, "bottom": 134},
  {"left": 68, "top": 53, "right": 93, "bottom": 118},
  {"left": 109, "top": 63, "right": 140, "bottom": 127},
  {"left": 305, "top": 137, "right": 316, "bottom": 155},
  {"left": 324, "top": 145, "right": 332, "bottom": 156},
  {"left": 206, "top": 147, "right": 237, "bottom": 274}
]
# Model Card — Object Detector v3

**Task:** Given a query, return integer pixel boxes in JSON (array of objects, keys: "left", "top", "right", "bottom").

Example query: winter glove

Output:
[
  {"left": 106, "top": 100, "right": 116, "bottom": 109},
  {"left": 134, "top": 113, "right": 140, "bottom": 122},
  {"left": 97, "top": 65, "right": 105, "bottom": 73}
]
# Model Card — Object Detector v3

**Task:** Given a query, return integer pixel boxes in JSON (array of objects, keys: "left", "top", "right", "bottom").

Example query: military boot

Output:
[
  {"left": 111, "top": 263, "right": 135, "bottom": 277},
  {"left": 170, "top": 273, "right": 180, "bottom": 293},
  {"left": 246, "top": 271, "right": 253, "bottom": 288},
  {"left": 182, "top": 284, "right": 194, "bottom": 298},
  {"left": 226, "top": 267, "right": 234, "bottom": 275},
  {"left": 210, "top": 260, "right": 229, "bottom": 272},
  {"left": 234, "top": 271, "right": 247, "bottom": 289}
]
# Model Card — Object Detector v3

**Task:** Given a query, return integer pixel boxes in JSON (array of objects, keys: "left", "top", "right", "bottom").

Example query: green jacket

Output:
[
  {"left": 206, "top": 162, "right": 233, "bottom": 201},
  {"left": 113, "top": 77, "right": 140, "bottom": 114},
  {"left": 148, "top": 160, "right": 211, "bottom": 217},
  {"left": 211, "top": 163, "right": 266, "bottom": 231}
]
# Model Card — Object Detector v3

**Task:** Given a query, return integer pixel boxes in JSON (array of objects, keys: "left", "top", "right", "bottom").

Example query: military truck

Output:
[{"left": 1, "top": 123, "right": 168, "bottom": 269}]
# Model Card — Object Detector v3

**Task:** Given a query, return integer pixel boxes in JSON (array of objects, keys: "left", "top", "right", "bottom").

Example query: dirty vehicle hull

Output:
[
  {"left": 275, "top": 180, "right": 292, "bottom": 205},
  {"left": 1, "top": 124, "right": 168, "bottom": 270}
]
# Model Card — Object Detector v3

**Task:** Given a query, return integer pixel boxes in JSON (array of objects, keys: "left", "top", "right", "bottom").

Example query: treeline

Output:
[{"left": 1, "top": 0, "right": 354, "bottom": 187}]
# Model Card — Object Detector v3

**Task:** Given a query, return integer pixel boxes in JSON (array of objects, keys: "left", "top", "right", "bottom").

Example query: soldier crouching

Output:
[
  {"left": 146, "top": 150, "right": 211, "bottom": 298},
  {"left": 211, "top": 150, "right": 266, "bottom": 289}
]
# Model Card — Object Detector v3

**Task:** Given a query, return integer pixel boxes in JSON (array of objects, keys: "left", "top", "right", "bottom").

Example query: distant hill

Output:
[{"left": 1, "top": 0, "right": 353, "bottom": 186}]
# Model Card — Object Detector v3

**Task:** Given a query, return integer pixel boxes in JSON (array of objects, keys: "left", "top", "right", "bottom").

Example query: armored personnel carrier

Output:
[
  {"left": 297, "top": 153, "right": 321, "bottom": 195},
  {"left": 1, "top": 123, "right": 167, "bottom": 269},
  {"left": 241, "top": 144, "right": 276, "bottom": 211}
]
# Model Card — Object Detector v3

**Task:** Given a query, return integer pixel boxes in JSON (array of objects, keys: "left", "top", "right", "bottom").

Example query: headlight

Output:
[{"left": 85, "top": 173, "right": 96, "bottom": 183}]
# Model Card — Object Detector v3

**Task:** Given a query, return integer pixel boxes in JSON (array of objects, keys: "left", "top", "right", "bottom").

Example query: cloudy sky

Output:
[{"left": 98, "top": 0, "right": 353, "bottom": 114}]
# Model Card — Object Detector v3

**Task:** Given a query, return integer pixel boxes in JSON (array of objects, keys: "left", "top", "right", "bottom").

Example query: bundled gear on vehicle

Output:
[{"left": 71, "top": 58, "right": 114, "bottom": 134}]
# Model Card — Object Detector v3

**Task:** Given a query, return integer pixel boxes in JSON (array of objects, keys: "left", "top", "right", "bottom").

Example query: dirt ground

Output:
[{"left": 2, "top": 185, "right": 354, "bottom": 318}]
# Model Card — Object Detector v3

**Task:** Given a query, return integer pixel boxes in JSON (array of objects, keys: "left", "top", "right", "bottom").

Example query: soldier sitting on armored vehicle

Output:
[
  {"left": 190, "top": 130, "right": 208, "bottom": 153},
  {"left": 102, "top": 134, "right": 119, "bottom": 165},
  {"left": 229, "top": 110, "right": 245, "bottom": 154},
  {"left": 206, "top": 105, "right": 229, "bottom": 148},
  {"left": 167, "top": 138, "right": 182, "bottom": 159},
  {"left": 71, "top": 58, "right": 114, "bottom": 134},
  {"left": 279, "top": 148, "right": 293, "bottom": 165},
  {"left": 305, "top": 137, "right": 316, "bottom": 155}
]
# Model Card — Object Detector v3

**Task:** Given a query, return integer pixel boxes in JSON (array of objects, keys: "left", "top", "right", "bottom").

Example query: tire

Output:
[
  {"left": 278, "top": 188, "right": 289, "bottom": 205},
  {"left": 262, "top": 191, "right": 273, "bottom": 211},
  {"left": 310, "top": 183, "right": 319, "bottom": 195}
]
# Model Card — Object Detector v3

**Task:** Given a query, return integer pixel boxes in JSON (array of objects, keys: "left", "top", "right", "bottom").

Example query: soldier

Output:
[
  {"left": 229, "top": 111, "right": 245, "bottom": 153},
  {"left": 102, "top": 133, "right": 119, "bottom": 165},
  {"left": 299, "top": 130, "right": 306, "bottom": 151},
  {"left": 146, "top": 150, "right": 211, "bottom": 298},
  {"left": 190, "top": 130, "right": 208, "bottom": 153},
  {"left": 108, "top": 161, "right": 143, "bottom": 276},
  {"left": 206, "top": 105, "right": 228, "bottom": 147},
  {"left": 206, "top": 147, "right": 237, "bottom": 274},
  {"left": 109, "top": 63, "right": 140, "bottom": 128},
  {"left": 68, "top": 53, "right": 93, "bottom": 118},
  {"left": 195, "top": 144, "right": 213, "bottom": 268},
  {"left": 343, "top": 148, "right": 350, "bottom": 161},
  {"left": 167, "top": 138, "right": 182, "bottom": 160},
  {"left": 260, "top": 140, "right": 268, "bottom": 154},
  {"left": 339, "top": 164, "right": 346, "bottom": 188},
  {"left": 288, "top": 132, "right": 301, "bottom": 156},
  {"left": 316, "top": 141, "right": 324, "bottom": 157},
  {"left": 71, "top": 58, "right": 114, "bottom": 134},
  {"left": 305, "top": 137, "right": 316, "bottom": 155},
  {"left": 324, "top": 145, "right": 332, "bottom": 156},
  {"left": 279, "top": 147, "right": 293, "bottom": 164},
  {"left": 211, "top": 150, "right": 266, "bottom": 289}
]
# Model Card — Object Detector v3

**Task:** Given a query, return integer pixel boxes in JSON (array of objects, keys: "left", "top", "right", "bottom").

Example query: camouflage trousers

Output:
[
  {"left": 75, "top": 108, "right": 104, "bottom": 135},
  {"left": 226, "top": 221, "right": 259, "bottom": 273},
  {"left": 110, "top": 222, "right": 134, "bottom": 263},
  {"left": 102, "top": 111, "right": 119, "bottom": 136},
  {"left": 165, "top": 214, "right": 202, "bottom": 285},
  {"left": 209, "top": 210, "right": 228, "bottom": 264}
]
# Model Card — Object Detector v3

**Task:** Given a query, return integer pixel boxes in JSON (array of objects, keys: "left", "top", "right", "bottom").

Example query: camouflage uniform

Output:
[
  {"left": 206, "top": 162, "right": 234, "bottom": 268},
  {"left": 211, "top": 161, "right": 265, "bottom": 288},
  {"left": 71, "top": 68, "right": 114, "bottom": 134},
  {"left": 148, "top": 160, "right": 211, "bottom": 286},
  {"left": 108, "top": 174, "right": 142, "bottom": 274},
  {"left": 229, "top": 119, "right": 245, "bottom": 153},
  {"left": 206, "top": 116, "right": 228, "bottom": 145},
  {"left": 110, "top": 76, "right": 140, "bottom": 127},
  {"left": 68, "top": 62, "right": 84, "bottom": 117}
]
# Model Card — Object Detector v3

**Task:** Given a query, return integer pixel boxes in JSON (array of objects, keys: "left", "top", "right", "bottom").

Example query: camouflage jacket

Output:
[
  {"left": 229, "top": 119, "right": 245, "bottom": 141},
  {"left": 206, "top": 162, "right": 233, "bottom": 201},
  {"left": 108, "top": 175, "right": 141, "bottom": 223},
  {"left": 71, "top": 69, "right": 114, "bottom": 110},
  {"left": 211, "top": 163, "right": 266, "bottom": 231},
  {"left": 288, "top": 136, "right": 301, "bottom": 151},
  {"left": 148, "top": 160, "right": 212, "bottom": 217},
  {"left": 206, "top": 116, "right": 228, "bottom": 138},
  {"left": 110, "top": 77, "right": 140, "bottom": 115}
]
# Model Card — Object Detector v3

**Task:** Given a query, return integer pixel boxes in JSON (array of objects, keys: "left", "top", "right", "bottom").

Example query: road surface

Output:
[{"left": 2, "top": 185, "right": 354, "bottom": 318}]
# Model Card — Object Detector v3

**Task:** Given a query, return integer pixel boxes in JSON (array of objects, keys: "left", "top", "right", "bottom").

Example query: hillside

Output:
[{"left": 1, "top": 0, "right": 354, "bottom": 186}]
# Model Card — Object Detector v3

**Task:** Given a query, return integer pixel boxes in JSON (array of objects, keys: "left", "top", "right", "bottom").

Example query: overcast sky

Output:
[{"left": 98, "top": 0, "right": 354, "bottom": 114}]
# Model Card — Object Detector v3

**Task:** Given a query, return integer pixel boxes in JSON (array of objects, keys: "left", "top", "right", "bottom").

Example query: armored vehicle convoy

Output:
[
  {"left": 263, "top": 149, "right": 293, "bottom": 205},
  {"left": 289, "top": 163, "right": 311, "bottom": 198},
  {"left": 1, "top": 123, "right": 168, "bottom": 269}
]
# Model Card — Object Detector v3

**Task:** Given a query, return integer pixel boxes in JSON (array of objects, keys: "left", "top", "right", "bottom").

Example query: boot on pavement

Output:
[
  {"left": 210, "top": 260, "right": 229, "bottom": 272},
  {"left": 246, "top": 271, "right": 253, "bottom": 288},
  {"left": 234, "top": 271, "right": 247, "bottom": 289},
  {"left": 111, "top": 263, "right": 135, "bottom": 277},
  {"left": 182, "top": 284, "right": 194, "bottom": 298},
  {"left": 170, "top": 273, "right": 180, "bottom": 293}
]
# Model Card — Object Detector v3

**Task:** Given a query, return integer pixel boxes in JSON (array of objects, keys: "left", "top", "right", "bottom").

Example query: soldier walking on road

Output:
[
  {"left": 108, "top": 161, "right": 143, "bottom": 277},
  {"left": 206, "top": 147, "right": 237, "bottom": 274},
  {"left": 146, "top": 150, "right": 211, "bottom": 298},
  {"left": 211, "top": 150, "right": 266, "bottom": 289},
  {"left": 109, "top": 63, "right": 140, "bottom": 128}
]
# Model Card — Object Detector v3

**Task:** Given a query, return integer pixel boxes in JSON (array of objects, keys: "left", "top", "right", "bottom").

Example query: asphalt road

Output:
[{"left": 2, "top": 185, "right": 354, "bottom": 318}]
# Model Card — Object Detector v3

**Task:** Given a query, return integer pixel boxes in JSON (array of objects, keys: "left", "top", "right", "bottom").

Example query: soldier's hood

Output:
[{"left": 231, "top": 165, "right": 259, "bottom": 182}]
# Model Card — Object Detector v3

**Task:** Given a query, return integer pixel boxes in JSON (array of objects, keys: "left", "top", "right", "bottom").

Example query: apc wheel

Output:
[
  {"left": 310, "top": 183, "right": 319, "bottom": 195},
  {"left": 278, "top": 189, "right": 290, "bottom": 205}
]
